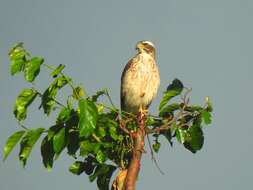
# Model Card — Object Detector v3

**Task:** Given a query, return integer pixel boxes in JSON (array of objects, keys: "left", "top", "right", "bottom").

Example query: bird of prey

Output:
[{"left": 120, "top": 41, "right": 160, "bottom": 115}]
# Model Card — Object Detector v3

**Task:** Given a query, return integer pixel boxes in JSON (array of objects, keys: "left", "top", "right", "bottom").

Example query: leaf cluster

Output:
[
  {"left": 148, "top": 79, "right": 213, "bottom": 153},
  {"left": 3, "top": 43, "right": 213, "bottom": 190}
]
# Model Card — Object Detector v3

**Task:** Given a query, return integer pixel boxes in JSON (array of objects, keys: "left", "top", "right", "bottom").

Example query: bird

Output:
[{"left": 120, "top": 40, "right": 160, "bottom": 115}]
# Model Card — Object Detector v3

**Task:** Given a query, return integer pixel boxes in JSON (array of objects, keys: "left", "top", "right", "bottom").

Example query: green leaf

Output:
[
  {"left": 9, "top": 42, "right": 26, "bottom": 58},
  {"left": 40, "top": 76, "right": 68, "bottom": 115},
  {"left": 10, "top": 59, "right": 26, "bottom": 75},
  {"left": 152, "top": 142, "right": 161, "bottom": 153},
  {"left": 47, "top": 125, "right": 61, "bottom": 140},
  {"left": 185, "top": 105, "right": 203, "bottom": 112},
  {"left": 3, "top": 130, "right": 26, "bottom": 161},
  {"left": 96, "top": 165, "right": 117, "bottom": 190},
  {"left": 66, "top": 130, "right": 79, "bottom": 156},
  {"left": 205, "top": 96, "right": 213, "bottom": 112},
  {"left": 91, "top": 89, "right": 107, "bottom": 102},
  {"left": 89, "top": 165, "right": 102, "bottom": 182},
  {"left": 99, "top": 117, "right": 119, "bottom": 140},
  {"left": 79, "top": 141, "right": 91, "bottom": 156},
  {"left": 159, "top": 79, "right": 184, "bottom": 111},
  {"left": 69, "top": 161, "right": 85, "bottom": 175},
  {"left": 175, "top": 128, "right": 189, "bottom": 144},
  {"left": 96, "top": 127, "right": 106, "bottom": 138},
  {"left": 24, "top": 57, "right": 44, "bottom": 82},
  {"left": 183, "top": 125, "right": 204, "bottom": 153},
  {"left": 53, "top": 127, "right": 66, "bottom": 154},
  {"left": 55, "top": 76, "right": 70, "bottom": 87},
  {"left": 89, "top": 164, "right": 117, "bottom": 190},
  {"left": 41, "top": 136, "right": 55, "bottom": 171},
  {"left": 202, "top": 110, "right": 212, "bottom": 125},
  {"left": 161, "top": 129, "right": 173, "bottom": 147},
  {"left": 96, "top": 103, "right": 105, "bottom": 114},
  {"left": 78, "top": 99, "right": 98, "bottom": 138},
  {"left": 51, "top": 64, "right": 65, "bottom": 78},
  {"left": 72, "top": 86, "right": 85, "bottom": 100},
  {"left": 80, "top": 141, "right": 100, "bottom": 156},
  {"left": 9, "top": 42, "right": 27, "bottom": 75},
  {"left": 109, "top": 124, "right": 118, "bottom": 141},
  {"left": 56, "top": 107, "right": 71, "bottom": 124},
  {"left": 159, "top": 103, "right": 180, "bottom": 117},
  {"left": 83, "top": 156, "right": 97, "bottom": 175},
  {"left": 193, "top": 114, "right": 202, "bottom": 127},
  {"left": 19, "top": 128, "right": 45, "bottom": 167},
  {"left": 89, "top": 164, "right": 117, "bottom": 188},
  {"left": 13, "top": 89, "right": 37, "bottom": 121},
  {"left": 96, "top": 150, "right": 106, "bottom": 163}
]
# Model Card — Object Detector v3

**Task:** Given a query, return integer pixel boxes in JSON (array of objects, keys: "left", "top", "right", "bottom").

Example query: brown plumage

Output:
[{"left": 120, "top": 41, "right": 160, "bottom": 114}]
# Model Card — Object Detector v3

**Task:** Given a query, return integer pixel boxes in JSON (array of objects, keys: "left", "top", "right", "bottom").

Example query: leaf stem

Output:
[
  {"left": 18, "top": 122, "right": 29, "bottom": 130},
  {"left": 146, "top": 134, "right": 164, "bottom": 174},
  {"left": 34, "top": 88, "right": 66, "bottom": 108},
  {"left": 104, "top": 88, "right": 116, "bottom": 108},
  {"left": 146, "top": 111, "right": 186, "bottom": 134},
  {"left": 92, "top": 134, "right": 101, "bottom": 142},
  {"left": 43, "top": 63, "right": 76, "bottom": 92}
]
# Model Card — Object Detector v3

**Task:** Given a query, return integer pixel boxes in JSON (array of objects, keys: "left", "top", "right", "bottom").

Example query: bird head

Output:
[{"left": 136, "top": 40, "right": 156, "bottom": 58}]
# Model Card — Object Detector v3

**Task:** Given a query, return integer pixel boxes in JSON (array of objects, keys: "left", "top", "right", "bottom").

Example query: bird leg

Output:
[
  {"left": 138, "top": 106, "right": 148, "bottom": 118},
  {"left": 137, "top": 106, "right": 148, "bottom": 134}
]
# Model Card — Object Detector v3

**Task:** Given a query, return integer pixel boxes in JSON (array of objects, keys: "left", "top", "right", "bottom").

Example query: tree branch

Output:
[
  {"left": 123, "top": 112, "right": 146, "bottom": 190},
  {"left": 146, "top": 109, "right": 193, "bottom": 134},
  {"left": 146, "top": 133, "right": 164, "bottom": 174}
]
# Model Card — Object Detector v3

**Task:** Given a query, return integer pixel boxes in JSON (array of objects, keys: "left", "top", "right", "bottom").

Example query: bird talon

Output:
[{"left": 138, "top": 107, "right": 148, "bottom": 118}]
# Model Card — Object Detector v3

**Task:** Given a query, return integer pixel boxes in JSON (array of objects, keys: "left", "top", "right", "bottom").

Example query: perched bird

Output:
[{"left": 120, "top": 41, "right": 160, "bottom": 115}]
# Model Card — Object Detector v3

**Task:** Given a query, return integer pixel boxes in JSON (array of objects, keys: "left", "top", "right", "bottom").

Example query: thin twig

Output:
[
  {"left": 18, "top": 122, "right": 29, "bottom": 130},
  {"left": 146, "top": 134, "right": 164, "bottom": 175},
  {"left": 61, "top": 74, "right": 76, "bottom": 91},
  {"left": 181, "top": 87, "right": 192, "bottom": 106},
  {"left": 34, "top": 88, "right": 66, "bottom": 108},
  {"left": 43, "top": 63, "right": 76, "bottom": 92},
  {"left": 146, "top": 111, "right": 189, "bottom": 134},
  {"left": 104, "top": 88, "right": 116, "bottom": 108},
  {"left": 92, "top": 134, "right": 101, "bottom": 142},
  {"left": 103, "top": 104, "right": 135, "bottom": 120},
  {"left": 119, "top": 120, "right": 130, "bottom": 134},
  {"left": 148, "top": 114, "right": 163, "bottom": 120}
]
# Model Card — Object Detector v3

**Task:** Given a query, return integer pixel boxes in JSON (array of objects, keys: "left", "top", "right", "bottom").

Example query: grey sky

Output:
[{"left": 0, "top": 0, "right": 252, "bottom": 190}]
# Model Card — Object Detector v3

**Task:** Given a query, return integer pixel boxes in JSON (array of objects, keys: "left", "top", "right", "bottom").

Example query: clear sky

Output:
[{"left": 0, "top": 0, "right": 252, "bottom": 190}]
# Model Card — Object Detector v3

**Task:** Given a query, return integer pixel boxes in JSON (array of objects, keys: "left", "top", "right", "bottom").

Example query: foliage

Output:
[{"left": 3, "top": 43, "right": 213, "bottom": 190}]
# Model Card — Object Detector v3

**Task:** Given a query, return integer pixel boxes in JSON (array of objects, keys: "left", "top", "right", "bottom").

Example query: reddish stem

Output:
[{"left": 123, "top": 113, "right": 146, "bottom": 190}]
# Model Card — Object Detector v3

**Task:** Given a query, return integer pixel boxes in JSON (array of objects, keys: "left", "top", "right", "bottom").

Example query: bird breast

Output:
[{"left": 121, "top": 53, "right": 160, "bottom": 113}]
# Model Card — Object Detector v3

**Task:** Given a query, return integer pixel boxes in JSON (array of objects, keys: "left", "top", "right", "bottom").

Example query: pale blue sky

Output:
[{"left": 0, "top": 0, "right": 252, "bottom": 190}]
